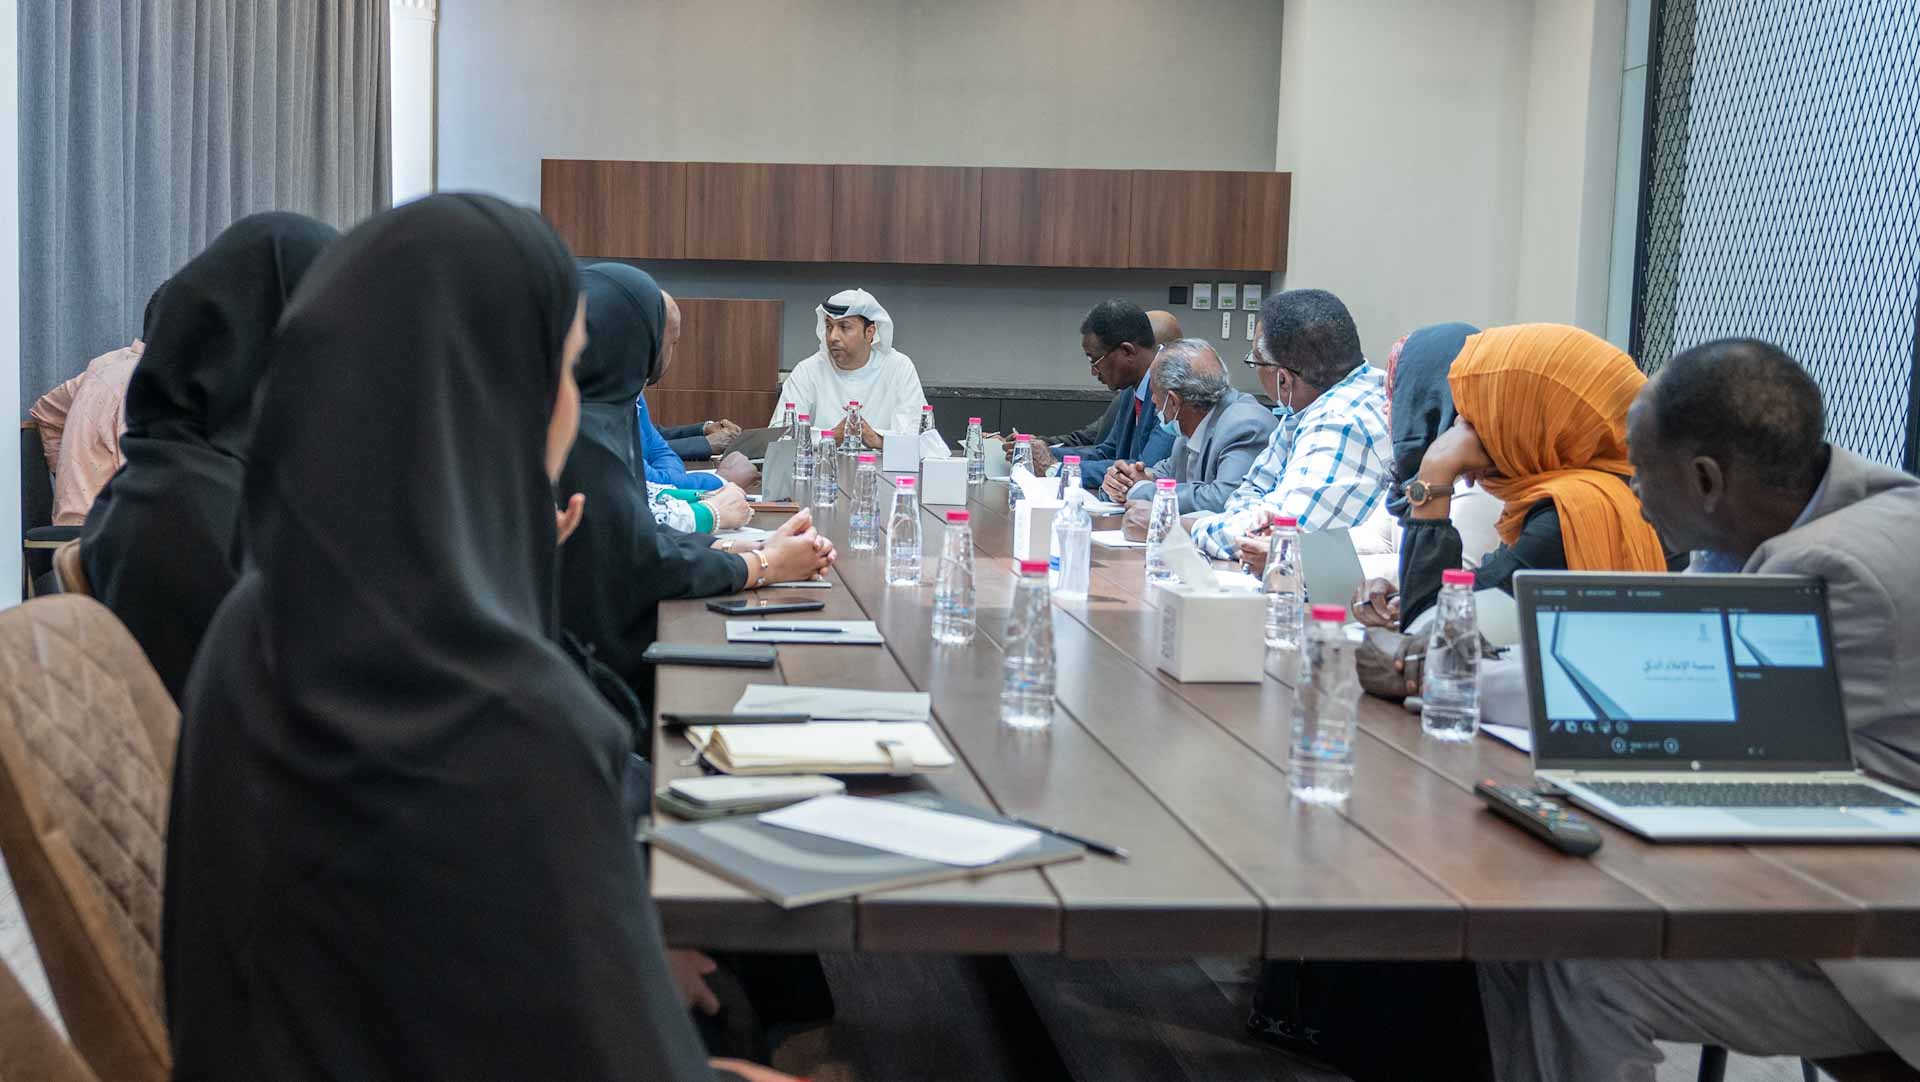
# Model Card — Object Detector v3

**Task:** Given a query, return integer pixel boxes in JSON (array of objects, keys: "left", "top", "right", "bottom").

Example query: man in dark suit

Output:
[
  {"left": 1029, "top": 300, "right": 1174, "bottom": 489},
  {"left": 1036, "top": 309, "right": 1183, "bottom": 447}
]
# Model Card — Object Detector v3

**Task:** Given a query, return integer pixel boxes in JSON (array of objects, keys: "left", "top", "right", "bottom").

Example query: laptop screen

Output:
[{"left": 1514, "top": 572, "right": 1852, "bottom": 770}]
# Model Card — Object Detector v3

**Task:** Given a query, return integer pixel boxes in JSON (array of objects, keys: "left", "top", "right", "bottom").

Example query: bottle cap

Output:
[
  {"left": 797, "top": 413, "right": 811, "bottom": 422},
  {"left": 1063, "top": 455, "right": 1081, "bottom": 465},
  {"left": 1014, "top": 433, "right": 1031, "bottom": 443},
  {"left": 1442, "top": 569, "right": 1475, "bottom": 587},
  {"left": 784, "top": 401, "right": 794, "bottom": 407},
  {"left": 848, "top": 400, "right": 860, "bottom": 407},
  {"left": 857, "top": 453, "right": 877, "bottom": 465},
  {"left": 1018, "top": 559, "right": 1049, "bottom": 575},
  {"left": 1156, "top": 478, "right": 1177, "bottom": 490},
  {"left": 968, "top": 417, "right": 982, "bottom": 425},
  {"left": 1272, "top": 515, "right": 1299, "bottom": 528},
  {"left": 816, "top": 428, "right": 833, "bottom": 438},
  {"left": 896, "top": 476, "right": 916, "bottom": 488},
  {"left": 922, "top": 404, "right": 934, "bottom": 411},
  {"left": 1310, "top": 604, "right": 1347, "bottom": 623},
  {"left": 945, "top": 510, "right": 971, "bottom": 523}
]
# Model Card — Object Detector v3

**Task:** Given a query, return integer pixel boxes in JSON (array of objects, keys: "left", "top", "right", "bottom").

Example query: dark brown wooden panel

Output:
[
  {"left": 684, "top": 163, "right": 834, "bottom": 261},
  {"left": 658, "top": 298, "right": 783, "bottom": 394},
  {"left": 979, "top": 168, "right": 1132, "bottom": 268},
  {"left": 831, "top": 165, "right": 982, "bottom": 264},
  {"left": 1127, "top": 169, "right": 1290, "bottom": 271},
  {"left": 540, "top": 159, "right": 686, "bottom": 259},
  {"left": 648, "top": 390, "right": 781, "bottom": 432}
]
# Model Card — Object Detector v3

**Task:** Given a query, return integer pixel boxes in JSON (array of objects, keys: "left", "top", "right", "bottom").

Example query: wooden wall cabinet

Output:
[
  {"left": 832, "top": 165, "right": 981, "bottom": 264},
  {"left": 541, "top": 159, "right": 686, "bottom": 260},
  {"left": 649, "top": 298, "right": 783, "bottom": 430},
  {"left": 978, "top": 168, "right": 1133, "bottom": 268},
  {"left": 684, "top": 163, "right": 834, "bottom": 262},
  {"left": 1126, "top": 170, "right": 1290, "bottom": 272}
]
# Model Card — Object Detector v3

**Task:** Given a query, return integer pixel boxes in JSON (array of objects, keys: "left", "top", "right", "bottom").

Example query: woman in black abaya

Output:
[
  {"left": 80, "top": 212, "right": 337, "bottom": 701},
  {"left": 162, "top": 194, "right": 790, "bottom": 1082}
]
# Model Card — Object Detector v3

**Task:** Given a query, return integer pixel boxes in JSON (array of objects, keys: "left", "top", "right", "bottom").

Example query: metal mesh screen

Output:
[{"left": 1634, "top": 0, "right": 1920, "bottom": 469}]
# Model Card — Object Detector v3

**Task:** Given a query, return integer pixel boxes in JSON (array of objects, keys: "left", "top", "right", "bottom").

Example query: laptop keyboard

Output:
[{"left": 1581, "top": 780, "right": 1918, "bottom": 809}]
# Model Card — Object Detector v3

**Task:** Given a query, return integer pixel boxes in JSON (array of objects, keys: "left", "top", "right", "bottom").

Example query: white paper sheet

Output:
[
  {"left": 733, "top": 684, "right": 931, "bottom": 721},
  {"left": 760, "top": 795, "right": 1040, "bottom": 867},
  {"left": 1482, "top": 723, "right": 1533, "bottom": 753},
  {"left": 1008, "top": 466, "right": 1063, "bottom": 507},
  {"left": 726, "top": 620, "right": 884, "bottom": 645},
  {"left": 1091, "top": 530, "right": 1146, "bottom": 549},
  {"left": 1082, "top": 498, "right": 1127, "bottom": 516},
  {"left": 715, "top": 525, "right": 772, "bottom": 542}
]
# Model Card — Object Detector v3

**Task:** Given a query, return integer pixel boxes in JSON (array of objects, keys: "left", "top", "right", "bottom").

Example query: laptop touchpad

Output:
[{"left": 1727, "top": 809, "right": 1883, "bottom": 830}]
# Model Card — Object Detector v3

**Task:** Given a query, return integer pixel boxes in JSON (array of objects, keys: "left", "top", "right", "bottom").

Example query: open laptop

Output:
[{"left": 1512, "top": 571, "right": 1920, "bottom": 842}]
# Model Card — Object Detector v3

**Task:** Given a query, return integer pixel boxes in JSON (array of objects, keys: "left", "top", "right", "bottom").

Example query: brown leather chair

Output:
[
  {"left": 0, "top": 595, "right": 177, "bottom": 1082},
  {"left": 0, "top": 956, "right": 100, "bottom": 1081},
  {"left": 52, "top": 540, "right": 89, "bottom": 598}
]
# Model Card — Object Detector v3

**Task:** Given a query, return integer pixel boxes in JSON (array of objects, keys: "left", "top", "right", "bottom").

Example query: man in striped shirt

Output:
[{"left": 1190, "top": 289, "right": 1393, "bottom": 565}]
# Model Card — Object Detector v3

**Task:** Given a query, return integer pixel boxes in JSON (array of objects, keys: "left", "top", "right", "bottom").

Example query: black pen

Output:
[
  {"left": 751, "top": 624, "right": 845, "bottom": 633},
  {"left": 1009, "top": 817, "right": 1130, "bottom": 860}
]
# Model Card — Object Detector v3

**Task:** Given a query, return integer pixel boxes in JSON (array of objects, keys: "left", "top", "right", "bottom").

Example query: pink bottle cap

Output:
[
  {"left": 857, "top": 453, "right": 877, "bottom": 464},
  {"left": 1272, "top": 515, "right": 1299, "bottom": 528},
  {"left": 922, "top": 404, "right": 934, "bottom": 411},
  {"left": 1310, "top": 604, "right": 1347, "bottom": 623},
  {"left": 1018, "top": 559, "right": 1049, "bottom": 575},
  {"left": 945, "top": 510, "right": 971, "bottom": 523},
  {"left": 1014, "top": 433, "right": 1031, "bottom": 443},
  {"left": 848, "top": 400, "right": 860, "bottom": 407},
  {"left": 797, "top": 413, "right": 811, "bottom": 422},
  {"left": 968, "top": 417, "right": 982, "bottom": 425},
  {"left": 1156, "top": 478, "right": 1177, "bottom": 490},
  {"left": 815, "top": 428, "right": 833, "bottom": 438},
  {"left": 1063, "top": 455, "right": 1081, "bottom": 464},
  {"left": 896, "top": 476, "right": 916, "bottom": 487},
  {"left": 784, "top": 401, "right": 794, "bottom": 407},
  {"left": 1442, "top": 569, "right": 1475, "bottom": 587}
]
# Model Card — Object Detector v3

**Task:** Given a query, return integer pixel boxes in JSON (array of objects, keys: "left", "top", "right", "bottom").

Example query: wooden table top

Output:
[{"left": 649, "top": 481, "right": 1920, "bottom": 961}]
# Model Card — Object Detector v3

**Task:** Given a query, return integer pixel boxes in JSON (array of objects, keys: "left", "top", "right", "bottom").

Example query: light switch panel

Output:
[
  {"left": 1191, "top": 283, "right": 1212, "bottom": 310},
  {"left": 1216, "top": 283, "right": 1238, "bottom": 312},
  {"left": 1243, "top": 283, "right": 1263, "bottom": 311},
  {"left": 1245, "top": 314, "right": 1256, "bottom": 340},
  {"left": 1221, "top": 311, "right": 1233, "bottom": 338}
]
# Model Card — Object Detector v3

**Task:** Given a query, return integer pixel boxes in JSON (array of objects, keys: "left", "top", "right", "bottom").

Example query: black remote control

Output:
[{"left": 1474, "top": 779, "right": 1603, "bottom": 856}]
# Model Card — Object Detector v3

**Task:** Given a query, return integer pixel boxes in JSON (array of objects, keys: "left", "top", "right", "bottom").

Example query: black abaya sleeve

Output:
[{"left": 1397, "top": 501, "right": 1567, "bottom": 630}]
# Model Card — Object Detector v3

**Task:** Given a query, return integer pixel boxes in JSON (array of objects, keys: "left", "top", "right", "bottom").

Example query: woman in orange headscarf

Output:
[{"left": 1392, "top": 323, "right": 1670, "bottom": 627}]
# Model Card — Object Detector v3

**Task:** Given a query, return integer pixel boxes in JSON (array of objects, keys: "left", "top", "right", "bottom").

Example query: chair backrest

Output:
[
  {"left": 53, "top": 541, "right": 89, "bottom": 599},
  {"left": 0, "top": 956, "right": 101, "bottom": 1082},
  {"left": 20, "top": 421, "right": 55, "bottom": 536},
  {"left": 0, "top": 596, "right": 177, "bottom": 1082}
]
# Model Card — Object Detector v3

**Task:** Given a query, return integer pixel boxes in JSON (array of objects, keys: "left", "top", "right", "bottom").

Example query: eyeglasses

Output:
[
  {"left": 1086, "top": 346, "right": 1116, "bottom": 370},
  {"left": 1241, "top": 347, "right": 1283, "bottom": 370}
]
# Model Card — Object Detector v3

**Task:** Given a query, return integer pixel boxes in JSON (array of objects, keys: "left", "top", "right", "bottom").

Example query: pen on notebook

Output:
[
  {"left": 751, "top": 624, "right": 845, "bottom": 634},
  {"left": 1008, "top": 817, "right": 1130, "bottom": 860}
]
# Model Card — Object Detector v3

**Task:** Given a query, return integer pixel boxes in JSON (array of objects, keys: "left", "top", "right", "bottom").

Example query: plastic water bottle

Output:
[
  {"left": 886, "top": 476, "right": 922, "bottom": 585},
  {"left": 1422, "top": 569, "right": 1482, "bottom": 741},
  {"left": 841, "top": 401, "right": 864, "bottom": 453},
  {"left": 919, "top": 405, "right": 938, "bottom": 439},
  {"left": 848, "top": 453, "right": 880, "bottom": 551},
  {"left": 1263, "top": 515, "right": 1304, "bottom": 651},
  {"left": 1291, "top": 604, "right": 1359, "bottom": 804},
  {"left": 1008, "top": 434, "right": 1033, "bottom": 511},
  {"left": 791, "top": 413, "right": 815, "bottom": 504},
  {"left": 964, "top": 417, "right": 986, "bottom": 484},
  {"left": 932, "top": 509, "right": 976, "bottom": 645},
  {"left": 811, "top": 427, "right": 837, "bottom": 509},
  {"left": 1143, "top": 477, "right": 1179, "bottom": 585},
  {"left": 780, "top": 401, "right": 797, "bottom": 442},
  {"left": 1050, "top": 486, "right": 1092, "bottom": 601},
  {"left": 1000, "top": 560, "right": 1056, "bottom": 729}
]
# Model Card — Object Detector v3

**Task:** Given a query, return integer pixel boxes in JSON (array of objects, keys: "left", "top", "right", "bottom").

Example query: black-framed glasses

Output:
[{"left": 1241, "top": 346, "right": 1283, "bottom": 370}]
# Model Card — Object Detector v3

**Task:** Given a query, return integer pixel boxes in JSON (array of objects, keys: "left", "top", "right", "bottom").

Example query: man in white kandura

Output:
[{"left": 771, "top": 288, "right": 946, "bottom": 456}]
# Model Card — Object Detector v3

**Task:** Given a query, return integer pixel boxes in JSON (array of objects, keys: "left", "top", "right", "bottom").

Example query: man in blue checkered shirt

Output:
[{"left": 1189, "top": 289, "right": 1392, "bottom": 564}]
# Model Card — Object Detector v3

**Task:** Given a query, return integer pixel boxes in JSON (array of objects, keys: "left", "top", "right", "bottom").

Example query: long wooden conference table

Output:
[{"left": 649, "top": 479, "right": 1920, "bottom": 962}]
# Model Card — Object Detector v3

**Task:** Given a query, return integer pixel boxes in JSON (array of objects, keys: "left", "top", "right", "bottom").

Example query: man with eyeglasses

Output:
[
  {"left": 1026, "top": 299, "right": 1175, "bottom": 490},
  {"left": 1187, "top": 289, "right": 1393, "bottom": 564}
]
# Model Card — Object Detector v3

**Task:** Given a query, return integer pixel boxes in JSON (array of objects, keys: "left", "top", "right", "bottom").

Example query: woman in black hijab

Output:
[
  {"left": 560, "top": 261, "right": 831, "bottom": 706},
  {"left": 162, "top": 195, "right": 788, "bottom": 1082},
  {"left": 79, "top": 212, "right": 337, "bottom": 701}
]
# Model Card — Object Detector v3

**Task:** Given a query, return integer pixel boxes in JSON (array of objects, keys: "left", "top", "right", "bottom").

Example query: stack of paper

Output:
[
  {"left": 733, "top": 684, "right": 932, "bottom": 721},
  {"left": 688, "top": 721, "right": 955, "bottom": 775}
]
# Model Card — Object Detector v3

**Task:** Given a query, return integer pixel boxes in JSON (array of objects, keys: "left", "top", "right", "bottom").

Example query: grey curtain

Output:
[{"left": 19, "top": 1, "right": 390, "bottom": 406}]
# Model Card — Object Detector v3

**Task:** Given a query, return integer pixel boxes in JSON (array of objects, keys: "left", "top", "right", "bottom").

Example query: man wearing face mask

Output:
[
  {"left": 1114, "top": 338, "right": 1276, "bottom": 513},
  {"left": 1187, "top": 289, "right": 1393, "bottom": 560},
  {"left": 770, "top": 288, "right": 944, "bottom": 457}
]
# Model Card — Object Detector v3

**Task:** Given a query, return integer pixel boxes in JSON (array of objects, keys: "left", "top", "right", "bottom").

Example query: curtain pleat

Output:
[{"left": 19, "top": 0, "right": 392, "bottom": 407}]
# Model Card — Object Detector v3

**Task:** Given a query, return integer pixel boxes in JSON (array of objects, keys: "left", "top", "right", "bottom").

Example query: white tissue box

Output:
[
  {"left": 882, "top": 432, "right": 922, "bottom": 473},
  {"left": 1153, "top": 580, "right": 1266, "bottom": 683},
  {"left": 920, "top": 456, "right": 971, "bottom": 505},
  {"left": 1011, "top": 501, "right": 1062, "bottom": 563},
  {"left": 984, "top": 439, "right": 1010, "bottom": 479}
]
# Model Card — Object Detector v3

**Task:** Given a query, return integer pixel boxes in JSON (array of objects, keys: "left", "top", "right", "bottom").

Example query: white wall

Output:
[
  {"left": 3, "top": 0, "right": 21, "bottom": 607},
  {"left": 438, "top": 0, "right": 1285, "bottom": 206},
  {"left": 1274, "top": 0, "right": 1626, "bottom": 362},
  {"left": 391, "top": 0, "right": 439, "bottom": 204}
]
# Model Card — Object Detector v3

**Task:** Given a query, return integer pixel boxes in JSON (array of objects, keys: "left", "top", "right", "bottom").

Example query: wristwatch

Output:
[{"left": 1402, "top": 478, "right": 1445, "bottom": 506}]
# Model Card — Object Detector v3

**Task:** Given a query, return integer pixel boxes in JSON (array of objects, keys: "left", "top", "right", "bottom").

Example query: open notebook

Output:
[{"left": 687, "top": 721, "right": 955, "bottom": 776}]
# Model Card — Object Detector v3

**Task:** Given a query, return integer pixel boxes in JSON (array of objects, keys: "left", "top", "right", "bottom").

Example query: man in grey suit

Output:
[
  {"left": 1107, "top": 338, "right": 1276, "bottom": 512},
  {"left": 1481, "top": 339, "right": 1920, "bottom": 1080}
]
